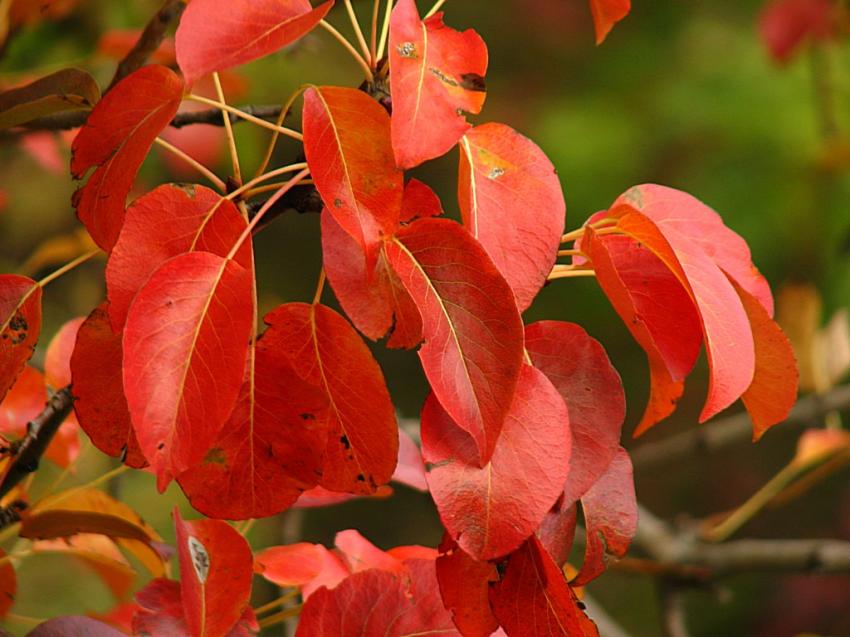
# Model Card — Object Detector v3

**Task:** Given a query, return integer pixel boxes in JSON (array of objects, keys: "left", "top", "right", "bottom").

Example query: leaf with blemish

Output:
[
  {"left": 174, "top": 509, "right": 253, "bottom": 637},
  {"left": 389, "top": 0, "right": 488, "bottom": 168},
  {"left": 123, "top": 252, "right": 254, "bottom": 491},
  {"left": 0, "top": 275, "right": 41, "bottom": 405},
  {"left": 261, "top": 302, "right": 398, "bottom": 494},
  {"left": 459, "top": 123, "right": 565, "bottom": 311}
]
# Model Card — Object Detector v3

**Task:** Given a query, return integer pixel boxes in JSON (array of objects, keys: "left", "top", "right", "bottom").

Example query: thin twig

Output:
[
  {"left": 153, "top": 137, "right": 226, "bottom": 192},
  {"left": 107, "top": 0, "right": 185, "bottom": 91}
]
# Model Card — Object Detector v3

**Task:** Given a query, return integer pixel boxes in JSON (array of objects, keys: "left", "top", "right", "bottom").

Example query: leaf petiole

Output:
[
  {"left": 186, "top": 94, "right": 304, "bottom": 141},
  {"left": 37, "top": 248, "right": 101, "bottom": 288},
  {"left": 154, "top": 138, "right": 226, "bottom": 192},
  {"left": 319, "top": 20, "right": 375, "bottom": 81}
]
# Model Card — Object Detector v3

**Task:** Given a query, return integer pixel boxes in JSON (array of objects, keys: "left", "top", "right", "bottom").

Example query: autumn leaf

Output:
[
  {"left": 106, "top": 184, "right": 252, "bottom": 331},
  {"left": 421, "top": 364, "right": 571, "bottom": 561},
  {"left": 459, "top": 123, "right": 565, "bottom": 311},
  {"left": 0, "top": 68, "right": 99, "bottom": 129},
  {"left": 44, "top": 316, "right": 84, "bottom": 389},
  {"left": 176, "top": 344, "right": 329, "bottom": 520},
  {"left": 254, "top": 542, "right": 349, "bottom": 599},
  {"left": 589, "top": 0, "right": 631, "bottom": 44},
  {"left": 385, "top": 218, "right": 524, "bottom": 464},
  {"left": 490, "top": 536, "right": 600, "bottom": 637},
  {"left": 71, "top": 303, "right": 146, "bottom": 468},
  {"left": 303, "top": 86, "right": 403, "bottom": 264},
  {"left": 334, "top": 529, "right": 405, "bottom": 575},
  {"left": 759, "top": 0, "right": 834, "bottom": 64},
  {"left": 321, "top": 210, "right": 421, "bottom": 348},
  {"left": 123, "top": 252, "right": 254, "bottom": 491},
  {"left": 583, "top": 230, "right": 701, "bottom": 434},
  {"left": 71, "top": 65, "right": 183, "bottom": 251},
  {"left": 401, "top": 178, "right": 444, "bottom": 222},
  {"left": 25, "top": 616, "right": 126, "bottom": 637},
  {"left": 435, "top": 538, "right": 499, "bottom": 637},
  {"left": 735, "top": 281, "right": 799, "bottom": 440},
  {"left": 572, "top": 448, "right": 637, "bottom": 585},
  {"left": 174, "top": 509, "right": 254, "bottom": 637},
  {"left": 0, "top": 275, "right": 41, "bottom": 404},
  {"left": 262, "top": 302, "right": 398, "bottom": 494},
  {"left": 525, "top": 321, "right": 626, "bottom": 505},
  {"left": 175, "top": 0, "right": 333, "bottom": 84},
  {"left": 389, "top": 0, "right": 488, "bottom": 169},
  {"left": 0, "top": 548, "right": 14, "bottom": 619}
]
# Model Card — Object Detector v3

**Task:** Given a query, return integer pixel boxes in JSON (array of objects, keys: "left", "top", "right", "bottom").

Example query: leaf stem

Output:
[
  {"left": 560, "top": 218, "right": 618, "bottom": 244},
  {"left": 425, "top": 0, "right": 447, "bottom": 18},
  {"left": 154, "top": 138, "right": 226, "bottom": 192},
  {"left": 313, "top": 268, "right": 327, "bottom": 306},
  {"left": 343, "top": 0, "right": 372, "bottom": 66},
  {"left": 376, "top": 0, "right": 393, "bottom": 62},
  {"left": 37, "top": 249, "right": 100, "bottom": 288},
  {"left": 226, "top": 168, "right": 311, "bottom": 260},
  {"left": 254, "top": 87, "right": 307, "bottom": 179},
  {"left": 254, "top": 589, "right": 300, "bottom": 616},
  {"left": 547, "top": 267, "right": 596, "bottom": 281},
  {"left": 258, "top": 605, "right": 303, "bottom": 629},
  {"left": 186, "top": 94, "right": 303, "bottom": 141},
  {"left": 213, "top": 72, "right": 243, "bottom": 185},
  {"left": 370, "top": 0, "right": 381, "bottom": 66},
  {"left": 557, "top": 248, "right": 584, "bottom": 257},
  {"left": 230, "top": 163, "right": 309, "bottom": 202},
  {"left": 319, "top": 20, "right": 374, "bottom": 81}
]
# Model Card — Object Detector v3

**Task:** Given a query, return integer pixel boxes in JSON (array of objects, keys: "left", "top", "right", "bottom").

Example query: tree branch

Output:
[
  {"left": 0, "top": 386, "right": 74, "bottom": 501},
  {"left": 107, "top": 0, "right": 186, "bottom": 92},
  {"left": 631, "top": 385, "right": 850, "bottom": 470}
]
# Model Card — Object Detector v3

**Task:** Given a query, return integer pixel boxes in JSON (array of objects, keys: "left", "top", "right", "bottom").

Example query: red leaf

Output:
[
  {"left": 303, "top": 86, "right": 403, "bottom": 263},
  {"left": 525, "top": 321, "right": 625, "bottom": 505},
  {"left": 385, "top": 218, "right": 524, "bottom": 463},
  {"left": 421, "top": 364, "right": 571, "bottom": 560},
  {"left": 612, "top": 185, "right": 774, "bottom": 316},
  {"left": 295, "top": 569, "right": 410, "bottom": 636},
  {"left": 71, "top": 303, "right": 146, "bottom": 468},
  {"left": 123, "top": 252, "right": 254, "bottom": 491},
  {"left": 0, "top": 365, "right": 44, "bottom": 436},
  {"left": 459, "top": 123, "right": 565, "bottom": 311},
  {"left": 106, "top": 184, "right": 252, "bottom": 331},
  {"left": 25, "top": 616, "right": 125, "bottom": 637},
  {"left": 490, "top": 536, "right": 599, "bottom": 637},
  {"left": 573, "top": 447, "right": 637, "bottom": 586},
  {"left": 334, "top": 529, "right": 405, "bottom": 575},
  {"left": 612, "top": 211, "right": 755, "bottom": 422},
  {"left": 759, "top": 0, "right": 834, "bottom": 64},
  {"left": 735, "top": 282, "right": 799, "bottom": 440},
  {"left": 583, "top": 232, "right": 702, "bottom": 434},
  {"left": 321, "top": 210, "right": 421, "bottom": 348},
  {"left": 176, "top": 345, "right": 329, "bottom": 520},
  {"left": 174, "top": 509, "right": 253, "bottom": 637},
  {"left": 389, "top": 0, "right": 488, "bottom": 169},
  {"left": 254, "top": 542, "right": 349, "bottom": 599},
  {"left": 262, "top": 303, "right": 398, "bottom": 494},
  {"left": 0, "top": 548, "right": 14, "bottom": 619},
  {"left": 537, "top": 498, "right": 578, "bottom": 567},
  {"left": 175, "top": 0, "right": 333, "bottom": 84},
  {"left": 401, "top": 178, "right": 444, "bottom": 223},
  {"left": 394, "top": 426, "right": 427, "bottom": 491},
  {"left": 0, "top": 274, "right": 41, "bottom": 404},
  {"left": 70, "top": 65, "right": 183, "bottom": 251},
  {"left": 435, "top": 539, "right": 499, "bottom": 637},
  {"left": 391, "top": 559, "right": 460, "bottom": 636},
  {"left": 44, "top": 316, "right": 84, "bottom": 389},
  {"left": 133, "top": 579, "right": 187, "bottom": 637},
  {"left": 589, "top": 0, "right": 631, "bottom": 44}
]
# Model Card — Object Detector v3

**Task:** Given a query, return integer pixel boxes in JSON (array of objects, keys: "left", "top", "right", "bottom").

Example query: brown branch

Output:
[
  {"left": 247, "top": 184, "right": 322, "bottom": 226},
  {"left": 107, "top": 0, "right": 186, "bottom": 92},
  {"left": 631, "top": 385, "right": 850, "bottom": 470},
  {"left": 0, "top": 386, "right": 74, "bottom": 501}
]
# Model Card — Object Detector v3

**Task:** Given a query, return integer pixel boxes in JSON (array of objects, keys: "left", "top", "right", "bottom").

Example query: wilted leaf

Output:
[
  {"left": 0, "top": 68, "right": 99, "bottom": 129},
  {"left": 303, "top": 86, "right": 403, "bottom": 264},
  {"left": 386, "top": 218, "right": 524, "bottom": 463},
  {"left": 459, "top": 123, "right": 565, "bottom": 311},
  {"left": 123, "top": 252, "right": 254, "bottom": 490},
  {"left": 70, "top": 303, "right": 145, "bottom": 468},
  {"left": 261, "top": 302, "right": 398, "bottom": 494},
  {"left": 71, "top": 65, "right": 183, "bottom": 251},
  {"left": 421, "top": 364, "right": 571, "bottom": 560},
  {"left": 175, "top": 0, "right": 333, "bottom": 83},
  {"left": 174, "top": 509, "right": 253, "bottom": 637},
  {"left": 389, "top": 0, "right": 488, "bottom": 168},
  {"left": 0, "top": 275, "right": 41, "bottom": 404}
]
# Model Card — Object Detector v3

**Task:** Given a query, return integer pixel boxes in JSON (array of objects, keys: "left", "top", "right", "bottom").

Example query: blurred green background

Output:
[{"left": 2, "top": 0, "right": 850, "bottom": 635}]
